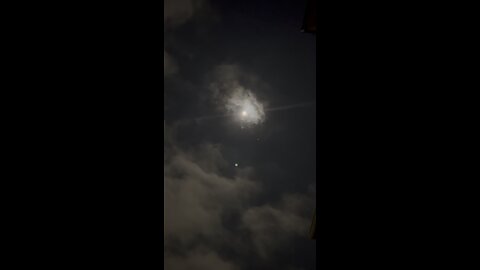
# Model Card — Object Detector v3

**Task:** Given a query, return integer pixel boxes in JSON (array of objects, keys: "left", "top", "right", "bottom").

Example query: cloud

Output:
[
  {"left": 227, "top": 87, "right": 265, "bottom": 125},
  {"left": 165, "top": 249, "right": 239, "bottom": 270},
  {"left": 164, "top": 0, "right": 210, "bottom": 28},
  {"left": 209, "top": 64, "right": 244, "bottom": 100},
  {"left": 164, "top": 123, "right": 259, "bottom": 268},
  {"left": 164, "top": 149, "right": 259, "bottom": 244},
  {"left": 208, "top": 64, "right": 268, "bottom": 125},
  {"left": 241, "top": 193, "right": 314, "bottom": 259},
  {"left": 164, "top": 49, "right": 178, "bottom": 77},
  {"left": 164, "top": 114, "right": 314, "bottom": 269}
]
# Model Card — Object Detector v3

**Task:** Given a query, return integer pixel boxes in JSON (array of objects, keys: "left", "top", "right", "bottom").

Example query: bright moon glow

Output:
[
  {"left": 234, "top": 163, "right": 239, "bottom": 167},
  {"left": 226, "top": 88, "right": 265, "bottom": 125}
]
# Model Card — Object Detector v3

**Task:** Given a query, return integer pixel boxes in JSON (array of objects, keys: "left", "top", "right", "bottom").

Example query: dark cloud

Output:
[
  {"left": 164, "top": 123, "right": 314, "bottom": 269},
  {"left": 164, "top": 134, "right": 260, "bottom": 246},
  {"left": 164, "top": 123, "right": 257, "bottom": 267},
  {"left": 164, "top": 0, "right": 211, "bottom": 77},
  {"left": 242, "top": 193, "right": 314, "bottom": 259},
  {"left": 165, "top": 249, "right": 239, "bottom": 270},
  {"left": 164, "top": 49, "right": 178, "bottom": 77},
  {"left": 164, "top": 0, "right": 211, "bottom": 29}
]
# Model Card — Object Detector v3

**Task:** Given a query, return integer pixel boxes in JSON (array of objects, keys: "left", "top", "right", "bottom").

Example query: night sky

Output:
[
  {"left": 6, "top": 1, "right": 461, "bottom": 269},
  {"left": 164, "top": 1, "right": 316, "bottom": 269}
]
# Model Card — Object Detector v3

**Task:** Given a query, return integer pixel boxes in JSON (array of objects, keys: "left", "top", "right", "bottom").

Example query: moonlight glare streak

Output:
[
  {"left": 191, "top": 101, "right": 315, "bottom": 123},
  {"left": 265, "top": 101, "right": 316, "bottom": 112}
]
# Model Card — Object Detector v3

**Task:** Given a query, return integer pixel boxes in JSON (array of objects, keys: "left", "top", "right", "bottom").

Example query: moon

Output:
[{"left": 225, "top": 89, "right": 265, "bottom": 126}]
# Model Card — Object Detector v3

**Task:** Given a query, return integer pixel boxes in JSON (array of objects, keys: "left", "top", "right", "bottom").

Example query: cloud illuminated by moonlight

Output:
[
  {"left": 226, "top": 87, "right": 265, "bottom": 125},
  {"left": 209, "top": 64, "right": 267, "bottom": 126}
]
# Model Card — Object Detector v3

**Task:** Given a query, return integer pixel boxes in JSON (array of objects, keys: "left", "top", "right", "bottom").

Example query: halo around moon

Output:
[{"left": 226, "top": 87, "right": 265, "bottom": 125}]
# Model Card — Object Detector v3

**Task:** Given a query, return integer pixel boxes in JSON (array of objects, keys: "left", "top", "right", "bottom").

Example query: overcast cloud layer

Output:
[{"left": 164, "top": 1, "right": 316, "bottom": 269}]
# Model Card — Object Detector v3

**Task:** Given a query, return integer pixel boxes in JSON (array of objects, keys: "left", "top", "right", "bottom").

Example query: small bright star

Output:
[{"left": 234, "top": 163, "right": 239, "bottom": 167}]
